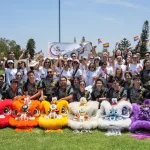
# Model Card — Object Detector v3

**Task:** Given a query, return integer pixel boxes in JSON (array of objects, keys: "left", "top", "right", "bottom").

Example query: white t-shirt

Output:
[
  {"left": 39, "top": 66, "right": 47, "bottom": 79},
  {"left": 61, "top": 69, "right": 73, "bottom": 79},
  {"left": 97, "top": 67, "right": 107, "bottom": 79},
  {"left": 129, "top": 63, "right": 143, "bottom": 75},
  {"left": 86, "top": 70, "right": 98, "bottom": 86},
  {"left": 115, "top": 64, "right": 126, "bottom": 74},
  {"left": 107, "top": 66, "right": 114, "bottom": 75},
  {"left": 34, "top": 70, "right": 41, "bottom": 81},
  {"left": 5, "top": 68, "right": 17, "bottom": 85},
  {"left": 18, "top": 68, "right": 27, "bottom": 82},
  {"left": 72, "top": 68, "right": 82, "bottom": 78},
  {"left": 80, "top": 64, "right": 87, "bottom": 80}
]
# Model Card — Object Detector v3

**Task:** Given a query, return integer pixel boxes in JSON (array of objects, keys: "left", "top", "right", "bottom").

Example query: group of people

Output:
[{"left": 0, "top": 44, "right": 150, "bottom": 105}]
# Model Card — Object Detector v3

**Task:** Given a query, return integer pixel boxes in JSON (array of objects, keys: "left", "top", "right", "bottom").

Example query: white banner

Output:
[{"left": 48, "top": 42, "right": 92, "bottom": 59}]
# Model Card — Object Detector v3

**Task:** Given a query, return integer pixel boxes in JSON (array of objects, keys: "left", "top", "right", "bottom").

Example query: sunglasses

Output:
[
  {"left": 72, "top": 56, "right": 76, "bottom": 58},
  {"left": 73, "top": 62, "right": 78, "bottom": 64},
  {"left": 47, "top": 71, "right": 53, "bottom": 73},
  {"left": 80, "top": 84, "right": 85, "bottom": 86}
]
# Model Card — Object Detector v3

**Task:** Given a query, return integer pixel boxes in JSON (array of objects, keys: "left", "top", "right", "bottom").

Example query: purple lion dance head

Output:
[{"left": 130, "top": 99, "right": 150, "bottom": 133}]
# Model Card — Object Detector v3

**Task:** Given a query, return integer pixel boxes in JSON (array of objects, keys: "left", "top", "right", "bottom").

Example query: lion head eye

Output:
[
  {"left": 62, "top": 106, "right": 67, "bottom": 114},
  {"left": 4, "top": 107, "right": 11, "bottom": 114},
  {"left": 33, "top": 108, "right": 40, "bottom": 116}
]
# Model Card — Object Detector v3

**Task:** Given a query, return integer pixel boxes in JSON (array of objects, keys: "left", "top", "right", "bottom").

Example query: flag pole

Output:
[{"left": 59, "top": 0, "right": 61, "bottom": 43}]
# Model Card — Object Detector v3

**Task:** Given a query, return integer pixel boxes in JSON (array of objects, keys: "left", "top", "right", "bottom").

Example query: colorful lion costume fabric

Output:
[
  {"left": 129, "top": 99, "right": 150, "bottom": 139},
  {"left": 38, "top": 99, "right": 68, "bottom": 132},
  {"left": 98, "top": 100, "right": 132, "bottom": 136},
  {"left": 0, "top": 100, "right": 12, "bottom": 128},
  {"left": 68, "top": 98, "right": 99, "bottom": 133},
  {"left": 9, "top": 96, "right": 41, "bottom": 132}
]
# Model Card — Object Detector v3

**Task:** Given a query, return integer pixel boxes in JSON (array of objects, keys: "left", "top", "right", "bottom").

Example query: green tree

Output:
[
  {"left": 135, "top": 20, "right": 149, "bottom": 58},
  {"left": 118, "top": 38, "right": 131, "bottom": 52},
  {"left": 0, "top": 38, "right": 22, "bottom": 59},
  {"left": 26, "top": 38, "right": 36, "bottom": 59}
]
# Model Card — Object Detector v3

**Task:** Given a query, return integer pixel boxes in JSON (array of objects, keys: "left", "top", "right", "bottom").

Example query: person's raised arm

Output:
[{"left": 92, "top": 46, "right": 97, "bottom": 57}]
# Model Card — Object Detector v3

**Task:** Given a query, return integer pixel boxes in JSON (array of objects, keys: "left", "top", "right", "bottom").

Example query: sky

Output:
[{"left": 0, "top": 0, "right": 150, "bottom": 55}]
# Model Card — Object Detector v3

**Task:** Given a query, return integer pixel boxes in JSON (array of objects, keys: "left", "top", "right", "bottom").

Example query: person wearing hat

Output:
[
  {"left": 24, "top": 70, "right": 43, "bottom": 100},
  {"left": 5, "top": 79, "right": 23, "bottom": 99},
  {"left": 67, "top": 58, "right": 73, "bottom": 71},
  {"left": 94, "top": 56, "right": 101, "bottom": 72},
  {"left": 106, "top": 77, "right": 127, "bottom": 103},
  {"left": 29, "top": 60, "right": 41, "bottom": 81},
  {"left": 2, "top": 59, "right": 17, "bottom": 85},
  {"left": 72, "top": 59, "right": 82, "bottom": 80},
  {"left": 127, "top": 74, "right": 147, "bottom": 104}
]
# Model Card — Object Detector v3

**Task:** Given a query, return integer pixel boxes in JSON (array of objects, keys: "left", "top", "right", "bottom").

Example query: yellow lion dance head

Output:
[{"left": 38, "top": 99, "right": 68, "bottom": 132}]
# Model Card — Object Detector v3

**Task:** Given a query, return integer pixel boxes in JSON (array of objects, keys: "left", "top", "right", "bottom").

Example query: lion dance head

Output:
[
  {"left": 0, "top": 100, "right": 12, "bottom": 128},
  {"left": 9, "top": 96, "right": 41, "bottom": 132},
  {"left": 38, "top": 99, "right": 68, "bottom": 132}
]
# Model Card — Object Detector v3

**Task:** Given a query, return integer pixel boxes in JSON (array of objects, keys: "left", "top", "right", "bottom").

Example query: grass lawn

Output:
[{"left": 0, "top": 128, "right": 150, "bottom": 150}]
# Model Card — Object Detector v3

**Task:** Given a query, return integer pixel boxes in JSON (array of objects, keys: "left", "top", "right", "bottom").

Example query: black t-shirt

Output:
[
  {"left": 56, "top": 85, "right": 73, "bottom": 100},
  {"left": 42, "top": 78, "right": 57, "bottom": 97},
  {"left": 5, "top": 87, "right": 23, "bottom": 99},
  {"left": 121, "top": 80, "right": 134, "bottom": 90},
  {"left": 91, "top": 87, "right": 108, "bottom": 100},
  {"left": 127, "top": 86, "right": 147, "bottom": 104},
  {"left": 0, "top": 82, "right": 9, "bottom": 99},
  {"left": 140, "top": 69, "right": 150, "bottom": 87},
  {"left": 24, "top": 80, "right": 43, "bottom": 96},
  {"left": 106, "top": 87, "right": 127, "bottom": 102},
  {"left": 73, "top": 89, "right": 91, "bottom": 102}
]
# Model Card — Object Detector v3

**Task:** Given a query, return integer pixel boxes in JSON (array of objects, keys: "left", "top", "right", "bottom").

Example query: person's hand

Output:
[
  {"left": 104, "top": 69, "right": 108, "bottom": 75},
  {"left": 39, "top": 96, "right": 43, "bottom": 101},
  {"left": 14, "top": 96, "right": 19, "bottom": 100},
  {"left": 93, "top": 76, "right": 97, "bottom": 80},
  {"left": 3, "top": 57, "right": 7, "bottom": 61}
]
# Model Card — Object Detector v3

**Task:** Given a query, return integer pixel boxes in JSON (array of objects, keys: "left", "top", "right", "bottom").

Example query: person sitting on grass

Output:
[
  {"left": 5, "top": 79, "right": 23, "bottom": 99},
  {"left": 91, "top": 78, "right": 108, "bottom": 102},
  {"left": 106, "top": 77, "right": 127, "bottom": 103},
  {"left": 73, "top": 80, "right": 91, "bottom": 102},
  {"left": 56, "top": 76, "right": 73, "bottom": 102},
  {"left": 24, "top": 70, "right": 43, "bottom": 101}
]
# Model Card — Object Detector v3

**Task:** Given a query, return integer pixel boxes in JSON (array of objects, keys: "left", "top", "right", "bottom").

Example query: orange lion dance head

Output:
[{"left": 9, "top": 96, "right": 41, "bottom": 132}]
